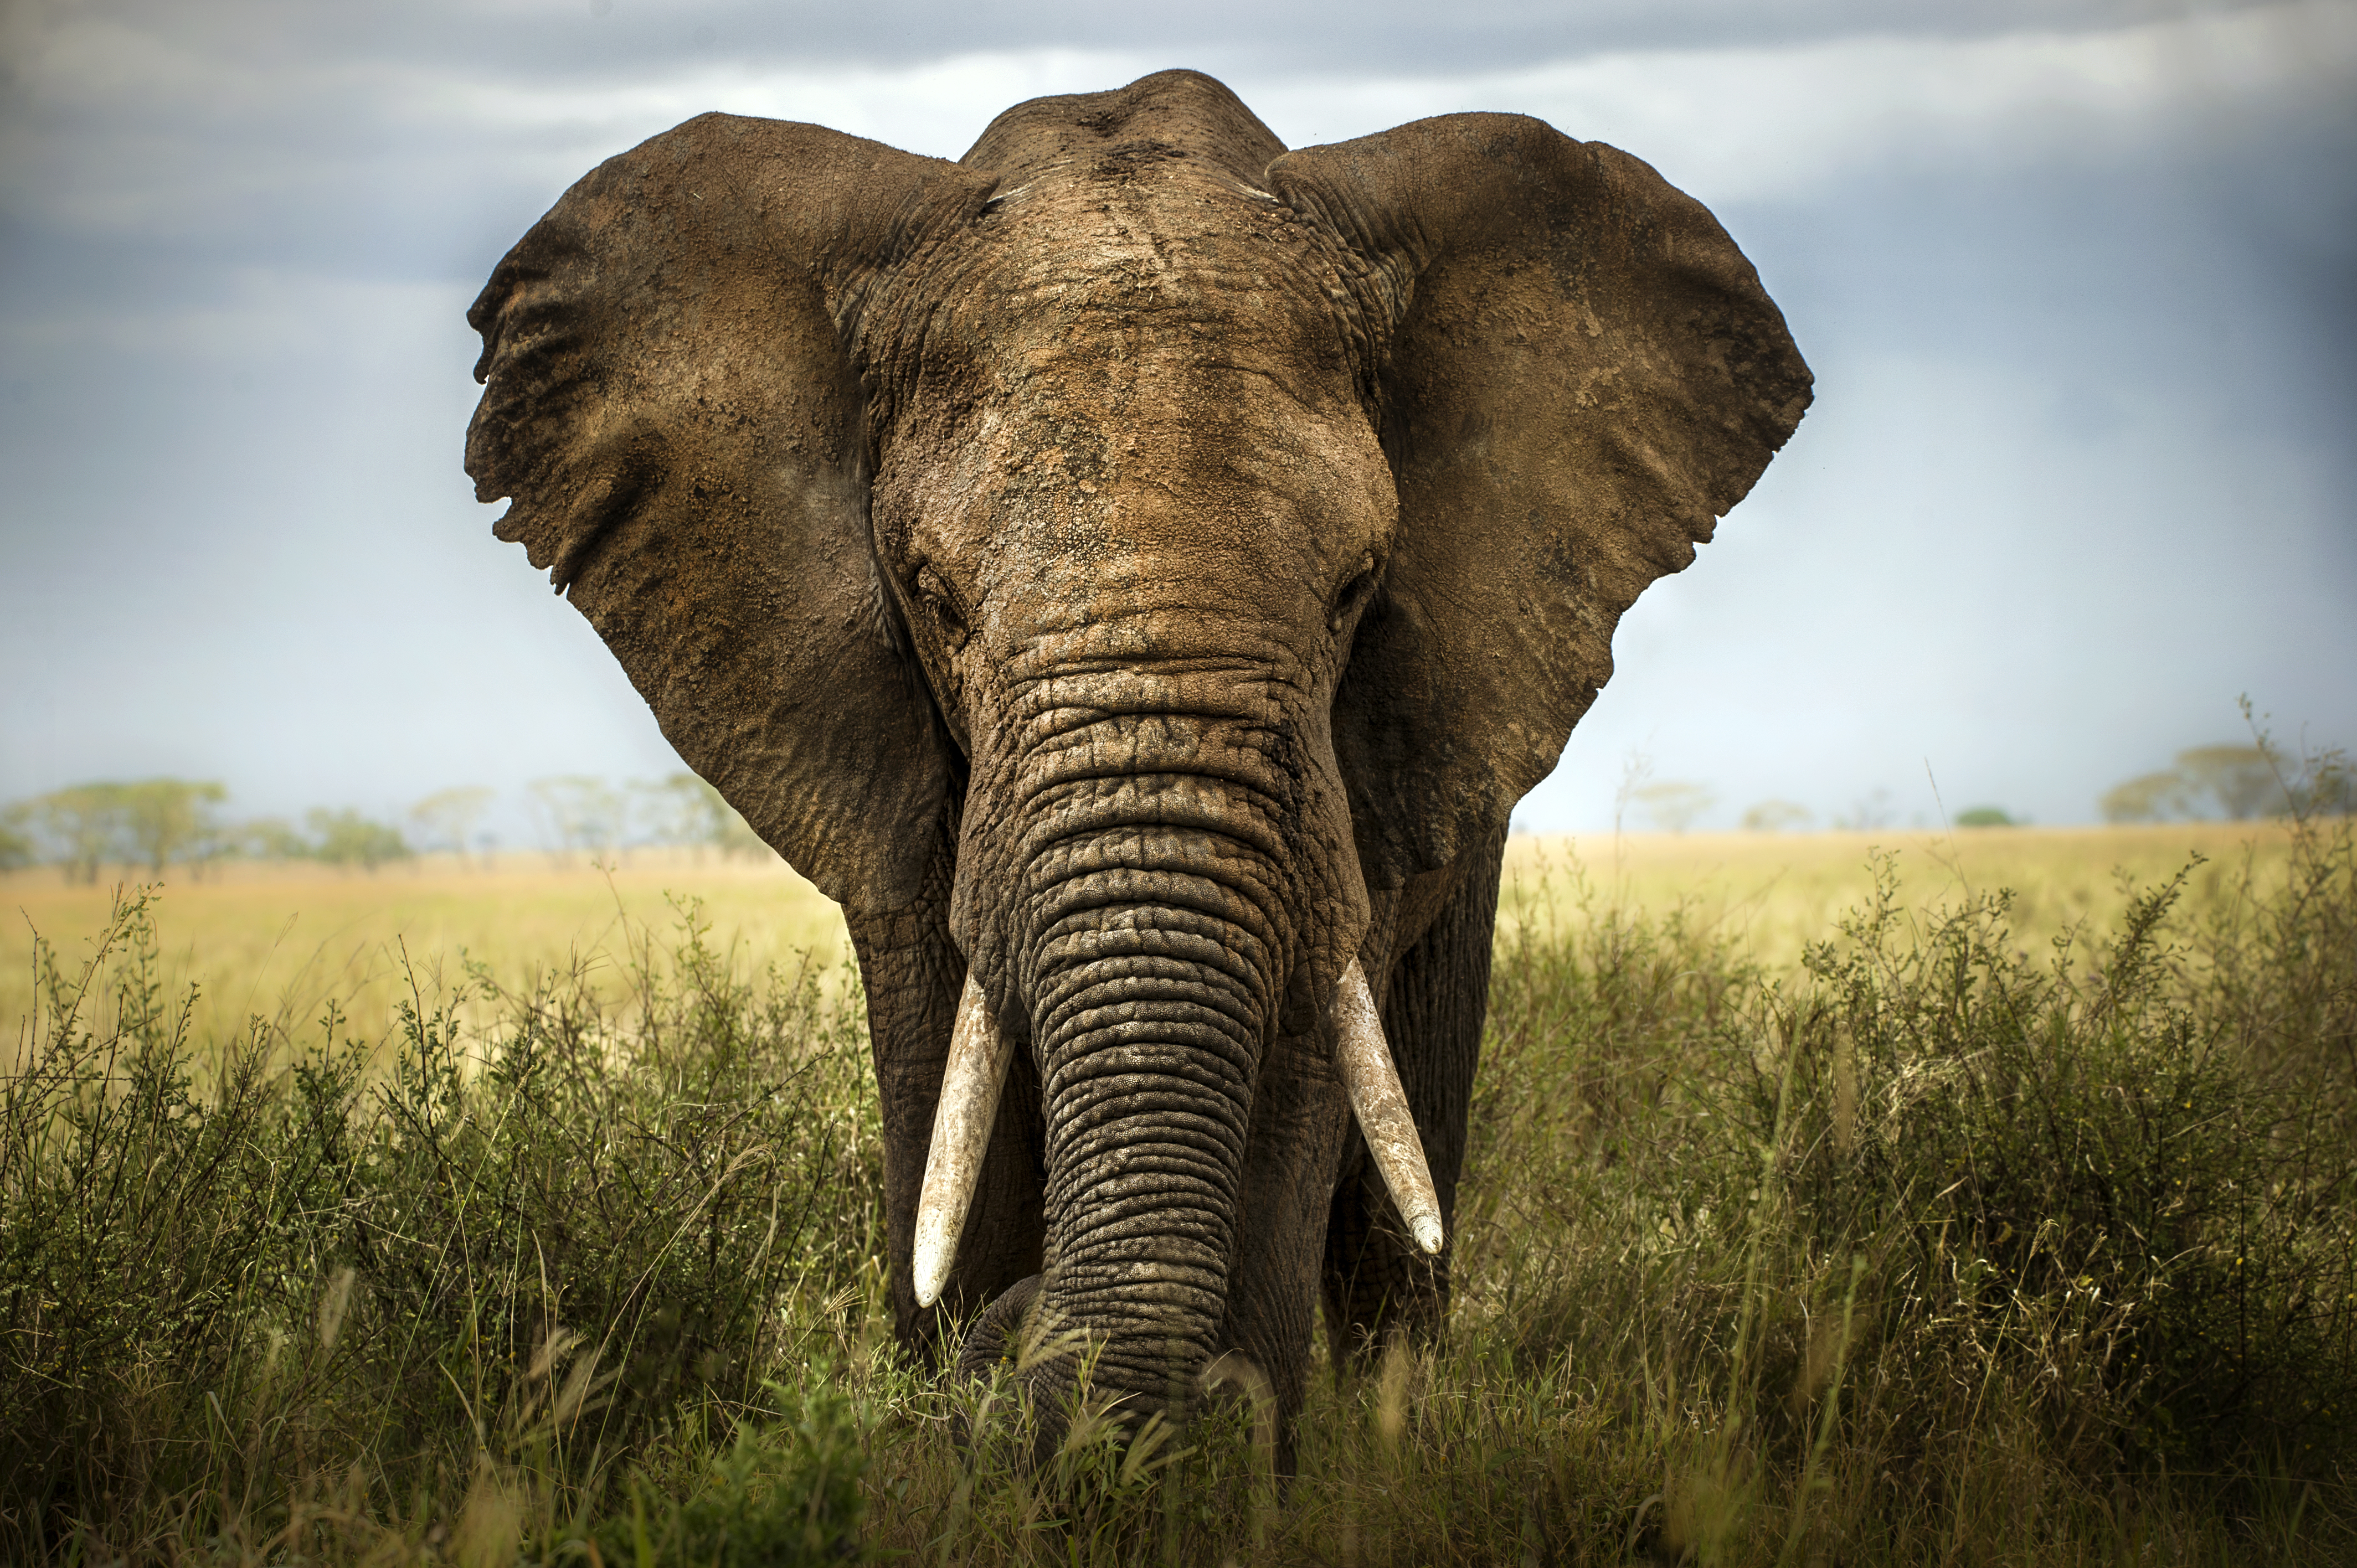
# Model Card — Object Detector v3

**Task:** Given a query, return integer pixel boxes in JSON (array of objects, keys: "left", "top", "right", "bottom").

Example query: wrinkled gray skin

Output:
[{"left": 465, "top": 70, "right": 1809, "bottom": 1465}]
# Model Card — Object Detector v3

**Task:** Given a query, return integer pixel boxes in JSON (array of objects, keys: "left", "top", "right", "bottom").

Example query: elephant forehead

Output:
[
  {"left": 861, "top": 162, "right": 1396, "bottom": 632},
  {"left": 981, "top": 182, "right": 1345, "bottom": 355},
  {"left": 904, "top": 198, "right": 1376, "bottom": 487},
  {"left": 873, "top": 157, "right": 1367, "bottom": 400}
]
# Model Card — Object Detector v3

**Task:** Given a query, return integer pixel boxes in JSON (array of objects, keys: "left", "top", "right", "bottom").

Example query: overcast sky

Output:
[{"left": 2, "top": 0, "right": 2352, "bottom": 843}]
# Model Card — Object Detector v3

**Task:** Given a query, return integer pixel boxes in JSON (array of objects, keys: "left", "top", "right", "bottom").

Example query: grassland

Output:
[
  {"left": 2, "top": 818, "right": 2350, "bottom": 1564},
  {"left": 2, "top": 849, "right": 849, "bottom": 1060},
  {"left": 5, "top": 822, "right": 2288, "bottom": 1054},
  {"left": 1500, "top": 821, "right": 2301, "bottom": 967}
]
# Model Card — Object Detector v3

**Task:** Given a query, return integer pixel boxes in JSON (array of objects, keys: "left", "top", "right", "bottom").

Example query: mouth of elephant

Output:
[{"left": 951, "top": 1273, "right": 1277, "bottom": 1466}]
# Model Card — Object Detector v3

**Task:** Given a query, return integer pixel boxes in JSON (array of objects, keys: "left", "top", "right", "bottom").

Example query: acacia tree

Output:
[
  {"left": 1630, "top": 780, "right": 1716, "bottom": 834},
  {"left": 240, "top": 817, "right": 312, "bottom": 860},
  {"left": 0, "top": 820, "right": 32, "bottom": 873},
  {"left": 121, "top": 779, "right": 228, "bottom": 874},
  {"left": 408, "top": 786, "right": 495, "bottom": 863},
  {"left": 2101, "top": 770, "right": 2196, "bottom": 824},
  {"left": 1741, "top": 799, "right": 1813, "bottom": 833},
  {"left": 630, "top": 774, "right": 708, "bottom": 850},
  {"left": 1, "top": 780, "right": 227, "bottom": 880},
  {"left": 527, "top": 775, "right": 627, "bottom": 859},
  {"left": 2103, "top": 744, "right": 2291, "bottom": 823},
  {"left": 2175, "top": 745, "right": 2289, "bottom": 819},
  {"left": 1834, "top": 788, "right": 1898, "bottom": 831},
  {"left": 305, "top": 808, "right": 410, "bottom": 871},
  {"left": 12, "top": 785, "right": 128, "bottom": 882}
]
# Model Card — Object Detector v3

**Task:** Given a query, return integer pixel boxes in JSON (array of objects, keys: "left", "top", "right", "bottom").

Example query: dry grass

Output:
[
  {"left": 4, "top": 824, "right": 2284, "bottom": 1059},
  {"left": 1, "top": 849, "right": 847, "bottom": 1059},
  {"left": 1502, "top": 821, "right": 2298, "bottom": 971}
]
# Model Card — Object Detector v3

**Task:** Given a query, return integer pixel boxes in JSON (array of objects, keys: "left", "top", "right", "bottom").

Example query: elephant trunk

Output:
[
  {"left": 1026, "top": 888, "right": 1268, "bottom": 1404},
  {"left": 999, "top": 720, "right": 1300, "bottom": 1417}
]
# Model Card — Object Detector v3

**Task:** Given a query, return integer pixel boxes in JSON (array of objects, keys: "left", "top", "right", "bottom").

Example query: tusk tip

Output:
[
  {"left": 1412, "top": 1216, "right": 1444, "bottom": 1255},
  {"left": 912, "top": 1243, "right": 947, "bottom": 1309}
]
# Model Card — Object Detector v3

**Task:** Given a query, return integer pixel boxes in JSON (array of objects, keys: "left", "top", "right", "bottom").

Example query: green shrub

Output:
[
  {"left": 1444, "top": 819, "right": 2355, "bottom": 1561},
  {"left": 1784, "top": 855, "right": 2356, "bottom": 1476},
  {"left": 585, "top": 1376, "right": 874, "bottom": 1567}
]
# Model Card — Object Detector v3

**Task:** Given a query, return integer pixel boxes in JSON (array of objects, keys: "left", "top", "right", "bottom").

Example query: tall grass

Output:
[
  {"left": 3, "top": 811, "right": 2351, "bottom": 1563},
  {"left": 2, "top": 895, "right": 883, "bottom": 1562}
]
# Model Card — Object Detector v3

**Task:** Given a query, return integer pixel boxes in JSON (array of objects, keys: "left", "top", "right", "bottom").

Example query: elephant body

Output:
[{"left": 466, "top": 70, "right": 1808, "bottom": 1461}]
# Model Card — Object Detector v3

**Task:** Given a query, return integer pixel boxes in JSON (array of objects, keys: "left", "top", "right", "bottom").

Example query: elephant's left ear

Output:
[{"left": 1268, "top": 115, "right": 1812, "bottom": 885}]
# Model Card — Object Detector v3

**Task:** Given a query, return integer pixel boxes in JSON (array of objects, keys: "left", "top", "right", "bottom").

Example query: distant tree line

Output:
[
  {"left": 519, "top": 774, "right": 768, "bottom": 861},
  {"left": 1632, "top": 729, "right": 2351, "bottom": 838},
  {"left": 2102, "top": 742, "right": 2354, "bottom": 824},
  {"left": 0, "top": 779, "right": 228, "bottom": 881},
  {"left": 1627, "top": 786, "right": 2020, "bottom": 834},
  {"left": 0, "top": 773, "right": 772, "bottom": 880}
]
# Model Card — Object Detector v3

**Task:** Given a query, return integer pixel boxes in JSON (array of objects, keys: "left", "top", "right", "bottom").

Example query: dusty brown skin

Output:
[{"left": 465, "top": 69, "right": 1809, "bottom": 1460}]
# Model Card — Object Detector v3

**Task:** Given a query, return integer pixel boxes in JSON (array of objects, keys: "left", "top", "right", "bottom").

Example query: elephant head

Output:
[{"left": 466, "top": 70, "right": 1807, "bottom": 1440}]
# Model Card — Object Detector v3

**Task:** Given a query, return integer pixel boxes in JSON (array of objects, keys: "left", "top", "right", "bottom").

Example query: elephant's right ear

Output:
[{"left": 467, "top": 115, "right": 992, "bottom": 914}]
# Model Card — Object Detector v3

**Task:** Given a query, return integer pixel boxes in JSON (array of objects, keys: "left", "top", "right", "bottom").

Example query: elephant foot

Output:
[{"left": 1198, "top": 1348, "right": 1283, "bottom": 1468}]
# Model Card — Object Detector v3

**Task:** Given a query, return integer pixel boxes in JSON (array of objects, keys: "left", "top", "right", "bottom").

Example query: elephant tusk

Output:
[
  {"left": 1333, "top": 959, "right": 1446, "bottom": 1255},
  {"left": 912, "top": 972, "right": 1012, "bottom": 1309}
]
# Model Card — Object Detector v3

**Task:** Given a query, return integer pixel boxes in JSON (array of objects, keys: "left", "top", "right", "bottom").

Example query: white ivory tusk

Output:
[
  {"left": 1333, "top": 959, "right": 1446, "bottom": 1255},
  {"left": 911, "top": 972, "right": 1013, "bottom": 1309}
]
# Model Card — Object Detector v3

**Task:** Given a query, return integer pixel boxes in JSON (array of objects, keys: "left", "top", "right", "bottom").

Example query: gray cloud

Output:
[
  {"left": 4, "top": 2, "right": 2297, "bottom": 89},
  {"left": 1, "top": 0, "right": 2352, "bottom": 831}
]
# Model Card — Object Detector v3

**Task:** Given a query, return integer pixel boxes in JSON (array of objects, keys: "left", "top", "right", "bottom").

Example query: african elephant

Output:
[{"left": 465, "top": 69, "right": 1808, "bottom": 1460}]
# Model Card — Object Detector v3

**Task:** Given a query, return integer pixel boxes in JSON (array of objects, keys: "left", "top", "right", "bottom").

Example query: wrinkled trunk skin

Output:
[
  {"left": 954, "top": 662, "right": 1354, "bottom": 1432},
  {"left": 1015, "top": 775, "right": 1284, "bottom": 1416},
  {"left": 1026, "top": 841, "right": 1267, "bottom": 1409}
]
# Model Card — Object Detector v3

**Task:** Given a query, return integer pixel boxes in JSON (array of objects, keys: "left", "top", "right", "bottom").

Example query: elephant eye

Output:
[
  {"left": 1329, "top": 560, "right": 1381, "bottom": 632},
  {"left": 915, "top": 565, "right": 969, "bottom": 651}
]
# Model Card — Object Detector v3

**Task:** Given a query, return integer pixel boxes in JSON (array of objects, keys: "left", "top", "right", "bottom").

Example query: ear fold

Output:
[
  {"left": 467, "top": 114, "right": 992, "bottom": 914},
  {"left": 1268, "top": 115, "right": 1812, "bottom": 886}
]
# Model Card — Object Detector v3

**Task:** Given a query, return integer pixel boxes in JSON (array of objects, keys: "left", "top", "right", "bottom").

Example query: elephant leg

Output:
[
  {"left": 846, "top": 826, "right": 1046, "bottom": 1359},
  {"left": 1320, "top": 823, "right": 1507, "bottom": 1368}
]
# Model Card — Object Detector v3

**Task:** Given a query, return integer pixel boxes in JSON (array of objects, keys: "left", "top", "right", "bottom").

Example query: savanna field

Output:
[{"left": 3, "top": 821, "right": 2351, "bottom": 1564}]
